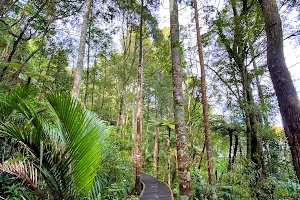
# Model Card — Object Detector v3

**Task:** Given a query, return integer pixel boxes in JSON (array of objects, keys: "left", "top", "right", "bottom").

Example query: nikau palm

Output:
[{"left": 0, "top": 92, "right": 108, "bottom": 199}]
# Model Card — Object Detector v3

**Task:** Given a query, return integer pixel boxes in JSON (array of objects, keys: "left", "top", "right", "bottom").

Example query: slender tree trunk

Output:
[
  {"left": 193, "top": 0, "right": 216, "bottom": 198},
  {"left": 9, "top": 46, "right": 41, "bottom": 88},
  {"left": 100, "top": 62, "right": 107, "bottom": 110},
  {"left": 259, "top": 0, "right": 300, "bottom": 181},
  {"left": 91, "top": 57, "right": 96, "bottom": 107},
  {"left": 72, "top": 0, "right": 92, "bottom": 99},
  {"left": 228, "top": 129, "right": 233, "bottom": 171},
  {"left": 198, "top": 143, "right": 206, "bottom": 169},
  {"left": 169, "top": 0, "right": 192, "bottom": 198},
  {"left": 174, "top": 148, "right": 179, "bottom": 184},
  {"left": 153, "top": 126, "right": 159, "bottom": 177},
  {"left": 246, "top": 114, "right": 251, "bottom": 160},
  {"left": 135, "top": 0, "right": 144, "bottom": 194},
  {"left": 118, "top": 92, "right": 126, "bottom": 137},
  {"left": 245, "top": 77, "right": 267, "bottom": 197},
  {"left": 232, "top": 134, "right": 238, "bottom": 165},
  {"left": 84, "top": 27, "right": 91, "bottom": 105},
  {"left": 167, "top": 127, "right": 171, "bottom": 186},
  {"left": 246, "top": 74, "right": 266, "bottom": 177},
  {"left": 0, "top": 33, "right": 23, "bottom": 81},
  {"left": 132, "top": 99, "right": 136, "bottom": 161}
]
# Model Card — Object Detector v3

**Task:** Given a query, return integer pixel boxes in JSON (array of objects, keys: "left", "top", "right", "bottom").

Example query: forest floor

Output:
[{"left": 139, "top": 173, "right": 173, "bottom": 200}]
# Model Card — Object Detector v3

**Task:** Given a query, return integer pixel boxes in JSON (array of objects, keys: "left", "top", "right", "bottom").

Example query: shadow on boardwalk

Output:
[{"left": 139, "top": 173, "right": 173, "bottom": 200}]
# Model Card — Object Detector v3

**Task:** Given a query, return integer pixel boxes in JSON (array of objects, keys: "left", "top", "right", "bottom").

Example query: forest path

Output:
[{"left": 139, "top": 173, "right": 173, "bottom": 200}]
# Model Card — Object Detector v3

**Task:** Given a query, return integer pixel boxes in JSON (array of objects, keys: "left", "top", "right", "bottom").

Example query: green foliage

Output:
[
  {"left": 0, "top": 89, "right": 133, "bottom": 199},
  {"left": 90, "top": 127, "right": 134, "bottom": 199},
  {"left": 0, "top": 173, "right": 36, "bottom": 199}
]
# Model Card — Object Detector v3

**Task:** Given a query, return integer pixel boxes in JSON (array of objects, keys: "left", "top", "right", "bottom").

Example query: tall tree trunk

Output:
[
  {"left": 169, "top": 0, "right": 192, "bottom": 198},
  {"left": 91, "top": 57, "right": 96, "bottom": 107},
  {"left": 198, "top": 143, "right": 206, "bottom": 169},
  {"left": 72, "top": 0, "right": 92, "bottom": 99},
  {"left": 231, "top": 134, "right": 238, "bottom": 165},
  {"left": 228, "top": 129, "right": 233, "bottom": 171},
  {"left": 132, "top": 99, "right": 136, "bottom": 161},
  {"left": 153, "top": 126, "right": 159, "bottom": 177},
  {"left": 100, "top": 62, "right": 107, "bottom": 110},
  {"left": 259, "top": 0, "right": 300, "bottom": 181},
  {"left": 117, "top": 93, "right": 126, "bottom": 136},
  {"left": 245, "top": 77, "right": 267, "bottom": 197},
  {"left": 167, "top": 127, "right": 171, "bottom": 186},
  {"left": 84, "top": 26, "right": 91, "bottom": 105},
  {"left": 135, "top": 0, "right": 144, "bottom": 194},
  {"left": 246, "top": 114, "right": 251, "bottom": 160},
  {"left": 194, "top": 0, "right": 216, "bottom": 198}
]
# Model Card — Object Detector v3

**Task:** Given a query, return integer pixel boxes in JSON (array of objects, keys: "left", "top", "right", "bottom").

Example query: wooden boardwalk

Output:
[{"left": 139, "top": 173, "right": 173, "bottom": 200}]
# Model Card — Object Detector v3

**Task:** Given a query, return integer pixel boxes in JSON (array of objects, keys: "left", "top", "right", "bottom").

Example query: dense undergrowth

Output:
[{"left": 0, "top": 86, "right": 134, "bottom": 199}]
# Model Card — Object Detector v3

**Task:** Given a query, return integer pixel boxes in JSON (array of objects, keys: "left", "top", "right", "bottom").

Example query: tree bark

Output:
[
  {"left": 167, "top": 127, "right": 171, "bottom": 185},
  {"left": 153, "top": 126, "right": 159, "bottom": 177},
  {"left": 84, "top": 26, "right": 91, "bottom": 105},
  {"left": 194, "top": 0, "right": 216, "bottom": 199},
  {"left": 169, "top": 0, "right": 192, "bottom": 198},
  {"left": 259, "top": 0, "right": 300, "bottom": 181},
  {"left": 91, "top": 57, "right": 96, "bottom": 107},
  {"left": 228, "top": 129, "right": 233, "bottom": 171},
  {"left": 132, "top": 99, "right": 136, "bottom": 161},
  {"left": 198, "top": 143, "right": 206, "bottom": 170},
  {"left": 135, "top": 0, "right": 144, "bottom": 194},
  {"left": 72, "top": 0, "right": 92, "bottom": 99},
  {"left": 231, "top": 134, "right": 238, "bottom": 165}
]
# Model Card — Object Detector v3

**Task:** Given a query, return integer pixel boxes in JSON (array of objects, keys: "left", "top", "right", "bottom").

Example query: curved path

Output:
[{"left": 139, "top": 173, "right": 173, "bottom": 200}]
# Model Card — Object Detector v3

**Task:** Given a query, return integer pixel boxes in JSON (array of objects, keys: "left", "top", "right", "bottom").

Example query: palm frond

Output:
[
  {"left": 0, "top": 159, "right": 38, "bottom": 189},
  {"left": 88, "top": 171, "right": 109, "bottom": 200},
  {"left": 0, "top": 92, "right": 108, "bottom": 198},
  {"left": 46, "top": 94, "right": 108, "bottom": 197}
]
